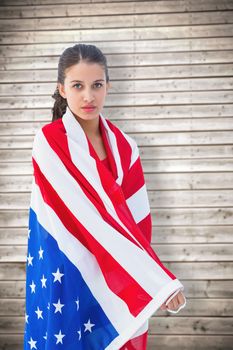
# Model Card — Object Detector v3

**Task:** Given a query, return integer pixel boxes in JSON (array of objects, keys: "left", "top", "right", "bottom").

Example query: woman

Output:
[{"left": 24, "top": 44, "right": 186, "bottom": 350}]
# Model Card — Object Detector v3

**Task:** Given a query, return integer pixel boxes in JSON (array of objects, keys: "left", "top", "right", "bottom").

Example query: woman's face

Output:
[{"left": 58, "top": 61, "right": 110, "bottom": 121}]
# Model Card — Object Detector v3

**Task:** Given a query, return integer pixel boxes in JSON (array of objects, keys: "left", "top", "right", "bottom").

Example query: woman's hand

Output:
[{"left": 160, "top": 291, "right": 186, "bottom": 311}]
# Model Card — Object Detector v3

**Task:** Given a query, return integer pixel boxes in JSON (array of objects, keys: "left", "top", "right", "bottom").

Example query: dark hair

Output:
[{"left": 51, "top": 44, "right": 110, "bottom": 121}]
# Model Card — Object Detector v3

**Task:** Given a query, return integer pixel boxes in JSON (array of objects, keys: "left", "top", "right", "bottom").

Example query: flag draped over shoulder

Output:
[{"left": 24, "top": 106, "right": 186, "bottom": 350}]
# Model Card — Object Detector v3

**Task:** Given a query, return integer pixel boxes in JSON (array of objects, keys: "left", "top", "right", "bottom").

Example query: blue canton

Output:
[{"left": 24, "top": 208, "right": 119, "bottom": 350}]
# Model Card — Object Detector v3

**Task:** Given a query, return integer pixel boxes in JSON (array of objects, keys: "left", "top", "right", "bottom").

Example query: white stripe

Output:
[
  {"left": 33, "top": 129, "right": 179, "bottom": 296},
  {"left": 130, "top": 320, "right": 148, "bottom": 338},
  {"left": 99, "top": 113, "right": 124, "bottom": 185},
  {"left": 126, "top": 184, "right": 151, "bottom": 224},
  {"left": 118, "top": 128, "right": 139, "bottom": 169}
]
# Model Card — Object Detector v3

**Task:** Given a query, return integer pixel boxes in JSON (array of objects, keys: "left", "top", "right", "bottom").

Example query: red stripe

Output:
[
  {"left": 104, "top": 118, "right": 132, "bottom": 179},
  {"left": 137, "top": 213, "right": 152, "bottom": 244},
  {"left": 121, "top": 157, "right": 145, "bottom": 199},
  {"left": 120, "top": 331, "right": 148, "bottom": 350},
  {"left": 33, "top": 157, "right": 152, "bottom": 316}
]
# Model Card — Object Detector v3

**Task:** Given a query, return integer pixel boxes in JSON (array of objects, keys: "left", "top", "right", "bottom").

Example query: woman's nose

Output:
[{"left": 83, "top": 89, "right": 94, "bottom": 102}]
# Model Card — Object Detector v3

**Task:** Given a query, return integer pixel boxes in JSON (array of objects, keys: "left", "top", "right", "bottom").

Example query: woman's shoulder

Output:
[
  {"left": 35, "top": 118, "right": 63, "bottom": 137},
  {"left": 32, "top": 118, "right": 64, "bottom": 149}
]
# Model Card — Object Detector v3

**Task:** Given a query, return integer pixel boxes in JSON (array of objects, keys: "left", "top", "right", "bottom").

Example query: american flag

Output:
[{"left": 24, "top": 106, "right": 185, "bottom": 349}]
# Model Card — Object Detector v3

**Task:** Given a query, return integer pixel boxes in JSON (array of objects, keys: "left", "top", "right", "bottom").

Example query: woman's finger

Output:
[{"left": 177, "top": 291, "right": 185, "bottom": 305}]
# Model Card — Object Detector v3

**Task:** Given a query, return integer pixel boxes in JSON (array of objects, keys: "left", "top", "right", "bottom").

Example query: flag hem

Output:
[{"left": 105, "top": 278, "right": 184, "bottom": 350}]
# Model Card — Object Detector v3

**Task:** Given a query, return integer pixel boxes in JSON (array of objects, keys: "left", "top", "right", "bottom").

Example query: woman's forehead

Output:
[{"left": 65, "top": 62, "right": 106, "bottom": 82}]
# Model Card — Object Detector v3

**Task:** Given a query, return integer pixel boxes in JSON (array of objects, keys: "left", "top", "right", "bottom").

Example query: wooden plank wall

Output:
[{"left": 0, "top": 0, "right": 233, "bottom": 348}]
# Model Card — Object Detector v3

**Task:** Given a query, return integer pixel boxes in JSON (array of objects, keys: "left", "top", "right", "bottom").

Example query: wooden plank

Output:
[
  {"left": 1, "top": 26, "right": 233, "bottom": 44},
  {"left": 0, "top": 262, "right": 233, "bottom": 280},
  {"left": 1, "top": 11, "right": 233, "bottom": 31},
  {"left": 0, "top": 163, "right": 32, "bottom": 175},
  {"left": 1, "top": 298, "right": 233, "bottom": 317},
  {"left": 149, "top": 317, "right": 233, "bottom": 335},
  {"left": 147, "top": 335, "right": 233, "bottom": 349},
  {"left": 1, "top": 118, "right": 233, "bottom": 135},
  {"left": 0, "top": 228, "right": 27, "bottom": 245},
  {"left": 150, "top": 208, "right": 233, "bottom": 226},
  {"left": 1, "top": 49, "right": 233, "bottom": 65},
  {"left": 153, "top": 226, "right": 233, "bottom": 244},
  {"left": 132, "top": 131, "right": 233, "bottom": 146},
  {"left": 153, "top": 244, "right": 233, "bottom": 262},
  {"left": 0, "top": 105, "right": 232, "bottom": 122},
  {"left": 0, "top": 136, "right": 34, "bottom": 149},
  {"left": 1, "top": 189, "right": 233, "bottom": 209},
  {"left": 1, "top": 225, "right": 233, "bottom": 245},
  {"left": 1, "top": 244, "right": 233, "bottom": 262},
  {"left": 0, "top": 281, "right": 25, "bottom": 298},
  {"left": 0, "top": 334, "right": 232, "bottom": 350},
  {"left": 0, "top": 150, "right": 32, "bottom": 162},
  {"left": 145, "top": 173, "right": 233, "bottom": 190},
  {"left": 0, "top": 263, "right": 26, "bottom": 280},
  {"left": 0, "top": 1, "right": 232, "bottom": 18},
  {"left": 0, "top": 299, "right": 25, "bottom": 316},
  {"left": 2, "top": 78, "right": 233, "bottom": 95},
  {"left": 1, "top": 131, "right": 233, "bottom": 148},
  {"left": 1, "top": 280, "right": 232, "bottom": 299},
  {"left": 1, "top": 279, "right": 232, "bottom": 299},
  {"left": 1, "top": 91, "right": 232, "bottom": 109},
  {"left": 1, "top": 104, "right": 233, "bottom": 123},
  {"left": 140, "top": 145, "right": 233, "bottom": 160},
  {"left": 1, "top": 207, "right": 232, "bottom": 227},
  {"left": 0, "top": 63, "right": 233, "bottom": 83},
  {"left": 0, "top": 176, "right": 33, "bottom": 192},
  {"left": 1, "top": 145, "right": 233, "bottom": 161},
  {"left": 0, "top": 39, "right": 233, "bottom": 55},
  {"left": 0, "top": 210, "right": 27, "bottom": 227},
  {"left": 1, "top": 172, "right": 233, "bottom": 192},
  {"left": 142, "top": 159, "right": 233, "bottom": 172},
  {"left": 0, "top": 315, "right": 232, "bottom": 334},
  {"left": 1, "top": 21, "right": 233, "bottom": 41}
]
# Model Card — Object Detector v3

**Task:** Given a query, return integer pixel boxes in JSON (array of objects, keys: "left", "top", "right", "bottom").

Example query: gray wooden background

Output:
[{"left": 0, "top": 0, "right": 233, "bottom": 349}]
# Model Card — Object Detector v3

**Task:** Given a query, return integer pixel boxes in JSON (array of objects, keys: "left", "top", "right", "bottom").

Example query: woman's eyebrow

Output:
[{"left": 70, "top": 79, "right": 105, "bottom": 83}]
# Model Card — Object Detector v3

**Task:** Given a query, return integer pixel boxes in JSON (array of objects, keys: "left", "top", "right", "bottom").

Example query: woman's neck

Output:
[{"left": 73, "top": 112, "right": 101, "bottom": 138}]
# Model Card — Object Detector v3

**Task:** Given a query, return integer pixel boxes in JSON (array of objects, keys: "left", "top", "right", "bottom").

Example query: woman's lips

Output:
[{"left": 82, "top": 107, "right": 96, "bottom": 112}]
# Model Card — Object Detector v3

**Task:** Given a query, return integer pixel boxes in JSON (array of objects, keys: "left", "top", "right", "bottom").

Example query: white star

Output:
[
  {"left": 28, "top": 229, "right": 31, "bottom": 239},
  {"left": 35, "top": 306, "right": 43, "bottom": 319},
  {"left": 38, "top": 246, "right": 44, "bottom": 259},
  {"left": 27, "top": 253, "right": 34, "bottom": 266},
  {"left": 83, "top": 318, "right": 95, "bottom": 333},
  {"left": 43, "top": 332, "right": 47, "bottom": 340},
  {"left": 77, "top": 329, "right": 81, "bottom": 340},
  {"left": 25, "top": 313, "right": 29, "bottom": 324},
  {"left": 52, "top": 268, "right": 64, "bottom": 283},
  {"left": 75, "top": 298, "right": 79, "bottom": 310},
  {"left": 41, "top": 275, "right": 47, "bottom": 288},
  {"left": 29, "top": 280, "right": 36, "bottom": 293},
  {"left": 28, "top": 337, "right": 37, "bottom": 349},
  {"left": 47, "top": 302, "right": 50, "bottom": 310},
  {"left": 53, "top": 298, "right": 64, "bottom": 314},
  {"left": 54, "top": 330, "right": 65, "bottom": 344}
]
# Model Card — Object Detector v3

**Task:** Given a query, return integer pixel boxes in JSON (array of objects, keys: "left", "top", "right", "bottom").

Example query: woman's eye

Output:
[
  {"left": 73, "top": 83, "right": 82, "bottom": 89},
  {"left": 94, "top": 83, "right": 103, "bottom": 88}
]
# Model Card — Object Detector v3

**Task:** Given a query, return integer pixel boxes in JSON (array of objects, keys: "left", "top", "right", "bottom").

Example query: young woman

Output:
[{"left": 24, "top": 44, "right": 186, "bottom": 350}]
